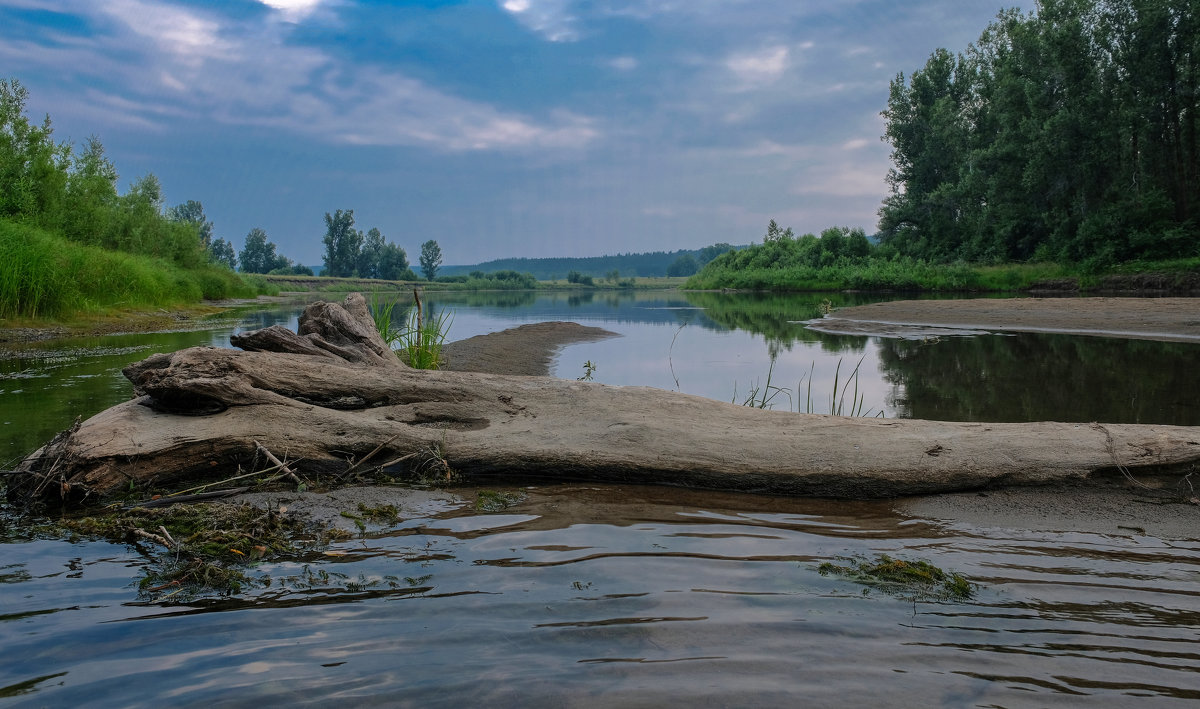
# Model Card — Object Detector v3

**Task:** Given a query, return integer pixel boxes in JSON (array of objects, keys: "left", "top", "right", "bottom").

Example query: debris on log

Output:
[{"left": 9, "top": 293, "right": 1200, "bottom": 507}]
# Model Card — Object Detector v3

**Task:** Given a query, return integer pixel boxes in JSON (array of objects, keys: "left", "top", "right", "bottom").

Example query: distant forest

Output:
[
  {"left": 440, "top": 244, "right": 742, "bottom": 280},
  {"left": 880, "top": 0, "right": 1198, "bottom": 265}
]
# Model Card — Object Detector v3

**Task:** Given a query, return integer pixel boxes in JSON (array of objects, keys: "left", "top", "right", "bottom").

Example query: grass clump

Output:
[
  {"left": 369, "top": 289, "right": 452, "bottom": 369},
  {"left": 61, "top": 502, "right": 341, "bottom": 599},
  {"left": 817, "top": 553, "right": 973, "bottom": 601},
  {"left": 737, "top": 356, "right": 884, "bottom": 417},
  {"left": 474, "top": 489, "right": 524, "bottom": 512}
]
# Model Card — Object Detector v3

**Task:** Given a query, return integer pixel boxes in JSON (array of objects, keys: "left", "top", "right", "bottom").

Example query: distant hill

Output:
[{"left": 441, "top": 244, "right": 745, "bottom": 280}]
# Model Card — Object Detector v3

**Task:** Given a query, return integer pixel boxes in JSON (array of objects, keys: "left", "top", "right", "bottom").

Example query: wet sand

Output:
[
  {"left": 814, "top": 296, "right": 1200, "bottom": 342},
  {"left": 434, "top": 307, "right": 1198, "bottom": 539},
  {"left": 442, "top": 321, "right": 617, "bottom": 376}
]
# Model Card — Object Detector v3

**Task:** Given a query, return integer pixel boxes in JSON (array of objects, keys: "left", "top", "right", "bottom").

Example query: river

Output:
[{"left": 1, "top": 290, "right": 1197, "bottom": 707}]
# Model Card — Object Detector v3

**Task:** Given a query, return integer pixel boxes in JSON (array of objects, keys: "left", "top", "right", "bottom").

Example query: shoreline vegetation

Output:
[
  {"left": 0, "top": 77, "right": 273, "bottom": 326},
  {"left": 7, "top": 0, "right": 1200, "bottom": 334}
]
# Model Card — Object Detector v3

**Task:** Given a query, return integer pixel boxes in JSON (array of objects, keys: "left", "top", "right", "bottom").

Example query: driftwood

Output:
[{"left": 9, "top": 293, "right": 1200, "bottom": 507}]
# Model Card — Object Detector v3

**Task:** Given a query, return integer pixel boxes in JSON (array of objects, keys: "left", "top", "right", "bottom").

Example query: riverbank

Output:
[
  {"left": 0, "top": 295, "right": 300, "bottom": 347},
  {"left": 813, "top": 296, "right": 1200, "bottom": 343}
]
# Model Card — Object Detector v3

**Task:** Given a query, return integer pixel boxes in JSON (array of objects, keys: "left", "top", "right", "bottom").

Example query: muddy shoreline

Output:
[{"left": 815, "top": 296, "right": 1200, "bottom": 342}]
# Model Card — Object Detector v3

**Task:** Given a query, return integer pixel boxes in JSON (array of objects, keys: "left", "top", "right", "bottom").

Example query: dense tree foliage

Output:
[
  {"left": 880, "top": 0, "right": 1199, "bottom": 265},
  {"left": 376, "top": 242, "right": 413, "bottom": 281},
  {"left": 239, "top": 227, "right": 289, "bottom": 274},
  {"left": 0, "top": 77, "right": 226, "bottom": 270},
  {"left": 420, "top": 239, "right": 443, "bottom": 280},
  {"left": 666, "top": 254, "right": 699, "bottom": 277},
  {"left": 167, "top": 200, "right": 213, "bottom": 249},
  {"left": 440, "top": 244, "right": 740, "bottom": 280},
  {"left": 319, "top": 211, "right": 412, "bottom": 279},
  {"left": 321, "top": 209, "right": 362, "bottom": 278},
  {"left": 0, "top": 78, "right": 263, "bottom": 317},
  {"left": 209, "top": 237, "right": 237, "bottom": 269}
]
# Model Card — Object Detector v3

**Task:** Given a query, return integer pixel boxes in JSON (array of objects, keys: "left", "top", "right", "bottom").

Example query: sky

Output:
[{"left": 1, "top": 0, "right": 1029, "bottom": 266}]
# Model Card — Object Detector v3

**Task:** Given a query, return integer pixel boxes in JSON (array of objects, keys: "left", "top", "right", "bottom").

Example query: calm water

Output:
[{"left": 2, "top": 291, "right": 1198, "bottom": 706}]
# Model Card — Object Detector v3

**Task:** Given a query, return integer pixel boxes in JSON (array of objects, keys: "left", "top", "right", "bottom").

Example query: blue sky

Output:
[{"left": 1, "top": 0, "right": 1026, "bottom": 266}]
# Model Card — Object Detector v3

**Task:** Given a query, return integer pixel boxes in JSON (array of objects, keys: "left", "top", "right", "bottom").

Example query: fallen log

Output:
[{"left": 9, "top": 293, "right": 1200, "bottom": 507}]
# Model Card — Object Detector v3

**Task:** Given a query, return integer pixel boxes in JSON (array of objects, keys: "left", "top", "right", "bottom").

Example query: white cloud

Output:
[
  {"left": 257, "top": 0, "right": 328, "bottom": 22},
  {"left": 23, "top": 0, "right": 598, "bottom": 152},
  {"left": 608, "top": 56, "right": 638, "bottom": 71},
  {"left": 793, "top": 164, "right": 887, "bottom": 198},
  {"left": 99, "top": 0, "right": 232, "bottom": 66},
  {"left": 725, "top": 46, "right": 790, "bottom": 87},
  {"left": 498, "top": 0, "right": 579, "bottom": 42},
  {"left": 841, "top": 138, "right": 870, "bottom": 150}
]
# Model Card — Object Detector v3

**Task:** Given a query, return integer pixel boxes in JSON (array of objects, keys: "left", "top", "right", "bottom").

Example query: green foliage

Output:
[
  {"left": 167, "top": 199, "right": 213, "bottom": 249},
  {"left": 460, "top": 269, "right": 538, "bottom": 290},
  {"left": 666, "top": 253, "right": 699, "bottom": 277},
  {"left": 439, "top": 244, "right": 746, "bottom": 280},
  {"left": 208, "top": 237, "right": 237, "bottom": 270},
  {"left": 358, "top": 227, "right": 385, "bottom": 279},
  {"left": 818, "top": 554, "right": 973, "bottom": 601},
  {"left": 376, "top": 242, "right": 413, "bottom": 280},
  {"left": 0, "top": 218, "right": 259, "bottom": 319},
  {"left": 398, "top": 306, "right": 452, "bottom": 369},
  {"left": 60, "top": 502, "right": 339, "bottom": 599},
  {"left": 268, "top": 263, "right": 315, "bottom": 276},
  {"left": 240, "top": 227, "right": 291, "bottom": 274},
  {"left": 0, "top": 78, "right": 274, "bottom": 318},
  {"left": 566, "top": 270, "right": 595, "bottom": 286},
  {"left": 683, "top": 220, "right": 1122, "bottom": 292},
  {"left": 879, "top": 0, "right": 1200, "bottom": 263},
  {"left": 371, "top": 290, "right": 453, "bottom": 369},
  {"left": 474, "top": 489, "right": 524, "bottom": 512},
  {"left": 322, "top": 209, "right": 362, "bottom": 278},
  {"left": 419, "top": 239, "right": 443, "bottom": 281}
]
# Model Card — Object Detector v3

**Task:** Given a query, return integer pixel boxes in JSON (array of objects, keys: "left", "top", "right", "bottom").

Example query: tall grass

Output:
[
  {"left": 0, "top": 218, "right": 264, "bottom": 320},
  {"left": 369, "top": 289, "right": 453, "bottom": 369},
  {"left": 737, "top": 356, "right": 883, "bottom": 417}
]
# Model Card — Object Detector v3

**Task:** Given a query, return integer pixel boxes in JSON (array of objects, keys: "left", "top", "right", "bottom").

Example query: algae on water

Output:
[{"left": 817, "top": 553, "right": 973, "bottom": 601}]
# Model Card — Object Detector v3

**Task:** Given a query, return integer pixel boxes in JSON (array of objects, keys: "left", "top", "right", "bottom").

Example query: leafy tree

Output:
[
  {"left": 209, "top": 237, "right": 237, "bottom": 269},
  {"left": 239, "top": 227, "right": 289, "bottom": 273},
  {"left": 377, "top": 242, "right": 413, "bottom": 281},
  {"left": 697, "top": 243, "right": 735, "bottom": 264},
  {"left": 358, "top": 227, "right": 385, "bottom": 279},
  {"left": 666, "top": 254, "right": 699, "bottom": 277},
  {"left": 0, "top": 77, "right": 69, "bottom": 222},
  {"left": 61, "top": 136, "right": 118, "bottom": 246},
  {"left": 322, "top": 209, "right": 362, "bottom": 277},
  {"left": 763, "top": 219, "right": 794, "bottom": 243},
  {"left": 879, "top": 0, "right": 1199, "bottom": 263},
  {"left": 167, "top": 200, "right": 213, "bottom": 249},
  {"left": 419, "top": 239, "right": 442, "bottom": 280}
]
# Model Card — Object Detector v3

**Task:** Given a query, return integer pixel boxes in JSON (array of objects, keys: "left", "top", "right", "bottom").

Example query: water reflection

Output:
[
  {"left": 3, "top": 483, "right": 1198, "bottom": 706},
  {"left": 877, "top": 331, "right": 1199, "bottom": 424}
]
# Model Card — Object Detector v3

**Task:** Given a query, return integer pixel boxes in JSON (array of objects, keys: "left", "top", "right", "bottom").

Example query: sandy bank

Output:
[{"left": 812, "top": 296, "right": 1200, "bottom": 342}]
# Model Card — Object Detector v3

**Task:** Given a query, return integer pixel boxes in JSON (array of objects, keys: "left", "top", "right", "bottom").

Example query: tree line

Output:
[
  {"left": 319, "top": 208, "right": 444, "bottom": 281},
  {"left": 879, "top": 0, "right": 1198, "bottom": 266},
  {"left": 440, "top": 243, "right": 738, "bottom": 281}
]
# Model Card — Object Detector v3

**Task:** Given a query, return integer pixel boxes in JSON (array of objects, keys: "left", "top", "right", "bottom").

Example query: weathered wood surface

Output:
[{"left": 10, "top": 293, "right": 1200, "bottom": 506}]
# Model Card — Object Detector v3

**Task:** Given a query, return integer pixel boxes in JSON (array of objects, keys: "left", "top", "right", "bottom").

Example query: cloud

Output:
[
  {"left": 608, "top": 56, "right": 638, "bottom": 71},
  {"left": 499, "top": 0, "right": 579, "bottom": 42},
  {"left": 725, "top": 46, "right": 790, "bottom": 87},
  {"left": 257, "top": 0, "right": 328, "bottom": 22},
  {"left": 17, "top": 0, "right": 598, "bottom": 152}
]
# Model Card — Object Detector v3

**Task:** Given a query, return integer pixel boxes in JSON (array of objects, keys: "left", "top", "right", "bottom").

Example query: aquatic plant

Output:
[
  {"left": 368, "top": 291, "right": 404, "bottom": 348},
  {"left": 578, "top": 360, "right": 597, "bottom": 381},
  {"left": 736, "top": 356, "right": 883, "bottom": 417},
  {"left": 61, "top": 502, "right": 344, "bottom": 600},
  {"left": 475, "top": 489, "right": 525, "bottom": 512},
  {"left": 369, "top": 289, "right": 454, "bottom": 368},
  {"left": 817, "top": 553, "right": 973, "bottom": 601}
]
